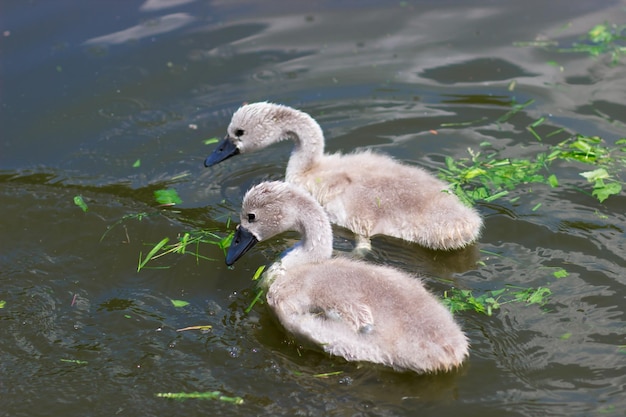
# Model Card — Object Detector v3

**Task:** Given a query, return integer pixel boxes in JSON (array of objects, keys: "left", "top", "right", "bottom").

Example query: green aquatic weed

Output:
[
  {"left": 203, "top": 137, "right": 220, "bottom": 145},
  {"left": 154, "top": 188, "right": 182, "bottom": 206},
  {"left": 137, "top": 237, "right": 170, "bottom": 272},
  {"left": 440, "top": 147, "right": 554, "bottom": 205},
  {"left": 73, "top": 195, "right": 89, "bottom": 212},
  {"left": 560, "top": 23, "right": 626, "bottom": 64},
  {"left": 136, "top": 230, "right": 232, "bottom": 271},
  {"left": 515, "top": 22, "right": 626, "bottom": 65},
  {"left": 170, "top": 299, "right": 190, "bottom": 308},
  {"left": 580, "top": 168, "right": 623, "bottom": 202},
  {"left": 442, "top": 285, "right": 552, "bottom": 316},
  {"left": 440, "top": 134, "right": 625, "bottom": 205}
]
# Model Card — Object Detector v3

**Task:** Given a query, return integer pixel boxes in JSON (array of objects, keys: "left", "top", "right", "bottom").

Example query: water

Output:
[{"left": 1, "top": 1, "right": 625, "bottom": 416}]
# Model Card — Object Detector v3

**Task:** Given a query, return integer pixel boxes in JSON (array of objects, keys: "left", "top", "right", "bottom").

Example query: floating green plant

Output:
[
  {"left": 559, "top": 23, "right": 626, "bottom": 64},
  {"left": 203, "top": 137, "right": 220, "bottom": 145},
  {"left": 439, "top": 145, "right": 557, "bottom": 206},
  {"left": 170, "top": 299, "right": 190, "bottom": 308},
  {"left": 442, "top": 285, "right": 552, "bottom": 316},
  {"left": 580, "top": 168, "right": 623, "bottom": 203},
  {"left": 154, "top": 188, "right": 182, "bottom": 206},
  {"left": 73, "top": 195, "right": 89, "bottom": 212},
  {"left": 515, "top": 22, "right": 626, "bottom": 65},
  {"left": 136, "top": 230, "right": 233, "bottom": 272},
  {"left": 439, "top": 134, "right": 626, "bottom": 205},
  {"left": 552, "top": 268, "right": 569, "bottom": 279}
]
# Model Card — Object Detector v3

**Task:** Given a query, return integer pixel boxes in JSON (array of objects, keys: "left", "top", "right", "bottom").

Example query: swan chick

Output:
[
  {"left": 226, "top": 181, "right": 469, "bottom": 373},
  {"left": 205, "top": 102, "right": 483, "bottom": 251}
]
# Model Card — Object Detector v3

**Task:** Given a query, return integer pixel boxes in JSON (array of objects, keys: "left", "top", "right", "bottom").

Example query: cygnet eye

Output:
[
  {"left": 247, "top": 213, "right": 256, "bottom": 222},
  {"left": 234, "top": 128, "right": 244, "bottom": 137}
]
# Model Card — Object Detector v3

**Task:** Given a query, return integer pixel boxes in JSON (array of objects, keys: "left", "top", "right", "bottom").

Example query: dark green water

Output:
[{"left": 1, "top": 1, "right": 625, "bottom": 416}]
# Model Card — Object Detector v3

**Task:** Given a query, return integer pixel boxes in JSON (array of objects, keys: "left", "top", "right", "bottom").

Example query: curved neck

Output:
[
  {"left": 279, "top": 109, "right": 325, "bottom": 180},
  {"left": 280, "top": 193, "right": 333, "bottom": 270}
]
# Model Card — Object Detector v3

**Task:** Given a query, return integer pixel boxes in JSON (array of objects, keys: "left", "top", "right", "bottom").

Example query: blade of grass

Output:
[
  {"left": 155, "top": 391, "right": 244, "bottom": 404},
  {"left": 138, "top": 237, "right": 170, "bottom": 272}
]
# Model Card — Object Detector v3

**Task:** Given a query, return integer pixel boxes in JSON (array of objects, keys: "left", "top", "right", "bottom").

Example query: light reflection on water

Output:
[{"left": 1, "top": 1, "right": 625, "bottom": 416}]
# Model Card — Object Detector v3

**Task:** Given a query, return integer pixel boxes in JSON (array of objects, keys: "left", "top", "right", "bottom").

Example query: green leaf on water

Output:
[
  {"left": 203, "top": 137, "right": 220, "bottom": 145},
  {"left": 515, "top": 286, "right": 552, "bottom": 305},
  {"left": 73, "top": 195, "right": 88, "bottom": 212},
  {"left": 592, "top": 181, "right": 622, "bottom": 203},
  {"left": 580, "top": 168, "right": 609, "bottom": 181},
  {"left": 553, "top": 268, "right": 569, "bottom": 279},
  {"left": 171, "top": 299, "right": 190, "bottom": 308},
  {"left": 588, "top": 24, "right": 611, "bottom": 43},
  {"left": 464, "top": 167, "right": 487, "bottom": 180},
  {"left": 154, "top": 189, "right": 182, "bottom": 206},
  {"left": 560, "top": 332, "right": 572, "bottom": 340},
  {"left": 0, "top": 300, "right": 5, "bottom": 308},
  {"left": 133, "top": 159, "right": 141, "bottom": 168},
  {"left": 252, "top": 265, "right": 266, "bottom": 281},
  {"left": 548, "top": 174, "right": 559, "bottom": 187}
]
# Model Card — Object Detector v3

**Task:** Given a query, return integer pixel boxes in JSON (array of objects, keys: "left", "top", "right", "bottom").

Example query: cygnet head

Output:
[
  {"left": 226, "top": 181, "right": 327, "bottom": 265},
  {"left": 204, "top": 102, "right": 324, "bottom": 167},
  {"left": 204, "top": 102, "right": 296, "bottom": 167}
]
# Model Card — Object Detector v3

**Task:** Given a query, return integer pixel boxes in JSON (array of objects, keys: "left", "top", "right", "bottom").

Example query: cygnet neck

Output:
[
  {"left": 275, "top": 106, "right": 325, "bottom": 181},
  {"left": 278, "top": 190, "right": 334, "bottom": 270}
]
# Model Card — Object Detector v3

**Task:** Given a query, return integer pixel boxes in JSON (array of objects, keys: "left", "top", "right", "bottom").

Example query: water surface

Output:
[{"left": 1, "top": 1, "right": 625, "bottom": 416}]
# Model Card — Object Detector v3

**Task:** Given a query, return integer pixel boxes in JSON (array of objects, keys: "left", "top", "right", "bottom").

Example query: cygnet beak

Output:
[
  {"left": 225, "top": 226, "right": 259, "bottom": 266},
  {"left": 204, "top": 136, "right": 240, "bottom": 167}
]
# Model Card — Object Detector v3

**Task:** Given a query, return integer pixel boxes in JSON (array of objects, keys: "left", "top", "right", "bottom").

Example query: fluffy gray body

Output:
[{"left": 231, "top": 181, "right": 469, "bottom": 373}]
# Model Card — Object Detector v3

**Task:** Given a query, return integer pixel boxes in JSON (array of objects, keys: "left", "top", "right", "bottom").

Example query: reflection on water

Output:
[{"left": 1, "top": 0, "right": 626, "bottom": 416}]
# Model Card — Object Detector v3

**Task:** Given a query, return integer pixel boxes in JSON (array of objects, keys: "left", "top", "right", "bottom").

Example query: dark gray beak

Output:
[
  {"left": 225, "top": 226, "right": 259, "bottom": 266},
  {"left": 204, "top": 137, "right": 240, "bottom": 167}
]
